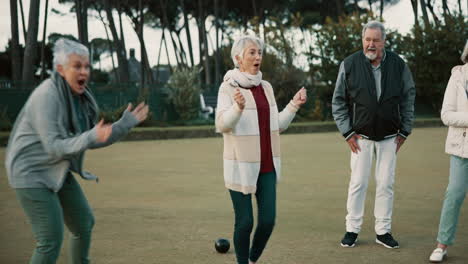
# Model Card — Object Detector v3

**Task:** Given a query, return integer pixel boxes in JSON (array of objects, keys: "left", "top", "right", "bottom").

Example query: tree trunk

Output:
[
  {"left": 128, "top": 16, "right": 154, "bottom": 85},
  {"left": 441, "top": 0, "right": 451, "bottom": 17},
  {"left": 180, "top": 0, "right": 194, "bottom": 67},
  {"left": 198, "top": 0, "right": 211, "bottom": 85},
  {"left": 176, "top": 30, "right": 189, "bottom": 68},
  {"left": 252, "top": 0, "right": 257, "bottom": 17},
  {"left": 155, "top": 31, "right": 164, "bottom": 83},
  {"left": 457, "top": 0, "right": 462, "bottom": 14},
  {"left": 172, "top": 31, "right": 187, "bottom": 67},
  {"left": 75, "top": 0, "right": 89, "bottom": 47},
  {"left": 40, "top": 0, "right": 49, "bottom": 80},
  {"left": 168, "top": 30, "right": 182, "bottom": 67},
  {"left": 159, "top": 0, "right": 182, "bottom": 68},
  {"left": 162, "top": 30, "right": 173, "bottom": 72},
  {"left": 140, "top": 36, "right": 154, "bottom": 84},
  {"left": 10, "top": 0, "right": 21, "bottom": 82},
  {"left": 368, "top": 0, "right": 373, "bottom": 14},
  {"left": 104, "top": 0, "right": 129, "bottom": 83},
  {"left": 118, "top": 6, "right": 127, "bottom": 61},
  {"left": 22, "top": 0, "right": 40, "bottom": 84},
  {"left": 195, "top": 17, "right": 202, "bottom": 72},
  {"left": 95, "top": 5, "right": 118, "bottom": 81},
  {"left": 214, "top": 0, "right": 220, "bottom": 87},
  {"left": 410, "top": 0, "right": 419, "bottom": 27},
  {"left": 379, "top": 0, "right": 384, "bottom": 18},
  {"left": 419, "top": 0, "right": 430, "bottom": 27},
  {"left": 426, "top": 0, "right": 440, "bottom": 25},
  {"left": 202, "top": 19, "right": 211, "bottom": 86},
  {"left": 19, "top": 0, "right": 27, "bottom": 42},
  {"left": 139, "top": 0, "right": 145, "bottom": 89}
]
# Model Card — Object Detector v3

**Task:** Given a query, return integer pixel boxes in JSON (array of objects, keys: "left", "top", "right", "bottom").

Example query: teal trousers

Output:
[
  {"left": 16, "top": 173, "right": 94, "bottom": 264},
  {"left": 229, "top": 171, "right": 276, "bottom": 264},
  {"left": 437, "top": 155, "right": 468, "bottom": 245}
]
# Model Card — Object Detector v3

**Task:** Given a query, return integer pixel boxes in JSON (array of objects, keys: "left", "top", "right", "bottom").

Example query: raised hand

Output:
[
  {"left": 127, "top": 102, "right": 149, "bottom": 123},
  {"left": 292, "top": 87, "right": 307, "bottom": 107},
  {"left": 233, "top": 88, "right": 246, "bottom": 110},
  {"left": 95, "top": 119, "right": 112, "bottom": 143}
]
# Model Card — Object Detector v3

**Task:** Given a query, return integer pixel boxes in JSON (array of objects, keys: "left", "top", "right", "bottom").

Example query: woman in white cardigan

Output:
[
  {"left": 429, "top": 40, "right": 468, "bottom": 263},
  {"left": 215, "top": 35, "right": 306, "bottom": 264}
]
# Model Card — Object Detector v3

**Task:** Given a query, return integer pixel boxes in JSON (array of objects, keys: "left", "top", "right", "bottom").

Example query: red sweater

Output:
[{"left": 250, "top": 84, "right": 274, "bottom": 173}]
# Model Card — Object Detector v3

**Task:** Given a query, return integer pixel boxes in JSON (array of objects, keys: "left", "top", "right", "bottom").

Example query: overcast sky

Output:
[{"left": 0, "top": 0, "right": 466, "bottom": 70}]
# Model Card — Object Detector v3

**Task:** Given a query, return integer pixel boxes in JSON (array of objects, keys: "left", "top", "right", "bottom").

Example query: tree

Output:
[
  {"left": 196, "top": 0, "right": 211, "bottom": 85},
  {"left": 121, "top": 0, "right": 154, "bottom": 84},
  {"left": 40, "top": 0, "right": 50, "bottom": 80},
  {"left": 22, "top": 0, "right": 41, "bottom": 84},
  {"left": 410, "top": 0, "right": 419, "bottom": 27},
  {"left": 90, "top": 2, "right": 118, "bottom": 80},
  {"left": 19, "top": 0, "right": 27, "bottom": 41},
  {"left": 419, "top": 0, "right": 431, "bottom": 27},
  {"left": 180, "top": 0, "right": 195, "bottom": 67},
  {"left": 103, "top": 0, "right": 129, "bottom": 83},
  {"left": 75, "top": 0, "right": 89, "bottom": 47},
  {"left": 399, "top": 14, "right": 467, "bottom": 112},
  {"left": 10, "top": 0, "right": 21, "bottom": 82}
]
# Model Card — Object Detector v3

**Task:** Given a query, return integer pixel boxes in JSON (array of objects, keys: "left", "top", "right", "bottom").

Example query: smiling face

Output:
[
  {"left": 57, "top": 53, "right": 90, "bottom": 95},
  {"left": 362, "top": 28, "right": 385, "bottom": 63},
  {"left": 237, "top": 42, "right": 262, "bottom": 75}
]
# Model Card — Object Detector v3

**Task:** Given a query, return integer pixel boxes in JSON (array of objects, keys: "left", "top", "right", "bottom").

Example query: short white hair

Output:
[
  {"left": 53, "top": 38, "right": 89, "bottom": 68},
  {"left": 231, "top": 35, "right": 264, "bottom": 68},
  {"left": 362, "top": 20, "right": 386, "bottom": 40},
  {"left": 461, "top": 40, "right": 468, "bottom": 64}
]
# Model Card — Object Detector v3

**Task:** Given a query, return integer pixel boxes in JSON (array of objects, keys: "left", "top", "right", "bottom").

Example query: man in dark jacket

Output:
[{"left": 332, "top": 21, "right": 415, "bottom": 249}]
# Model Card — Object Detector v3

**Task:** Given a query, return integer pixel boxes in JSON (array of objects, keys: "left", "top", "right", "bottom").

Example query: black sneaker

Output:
[
  {"left": 340, "top": 232, "right": 358, "bottom": 247},
  {"left": 376, "top": 233, "right": 399, "bottom": 249}
]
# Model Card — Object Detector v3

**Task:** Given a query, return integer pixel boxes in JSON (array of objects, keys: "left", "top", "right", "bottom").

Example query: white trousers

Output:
[{"left": 345, "top": 137, "right": 397, "bottom": 235}]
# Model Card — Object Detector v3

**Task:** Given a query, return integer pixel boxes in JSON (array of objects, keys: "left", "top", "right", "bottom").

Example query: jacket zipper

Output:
[{"left": 353, "top": 103, "right": 356, "bottom": 124}]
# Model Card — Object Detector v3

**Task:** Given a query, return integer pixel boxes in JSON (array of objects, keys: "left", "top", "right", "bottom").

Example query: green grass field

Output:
[{"left": 1, "top": 127, "right": 467, "bottom": 264}]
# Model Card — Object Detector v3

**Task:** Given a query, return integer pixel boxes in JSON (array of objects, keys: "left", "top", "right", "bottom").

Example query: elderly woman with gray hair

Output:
[
  {"left": 429, "top": 40, "right": 468, "bottom": 263},
  {"left": 5, "top": 38, "right": 148, "bottom": 263},
  {"left": 215, "top": 35, "right": 307, "bottom": 264}
]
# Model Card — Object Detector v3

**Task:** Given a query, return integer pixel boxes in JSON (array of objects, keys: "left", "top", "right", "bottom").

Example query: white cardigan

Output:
[
  {"left": 441, "top": 64, "right": 468, "bottom": 158},
  {"left": 215, "top": 80, "right": 298, "bottom": 194}
]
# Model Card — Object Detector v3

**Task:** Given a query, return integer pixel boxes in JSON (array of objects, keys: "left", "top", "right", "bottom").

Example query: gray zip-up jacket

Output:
[{"left": 5, "top": 72, "right": 139, "bottom": 192}]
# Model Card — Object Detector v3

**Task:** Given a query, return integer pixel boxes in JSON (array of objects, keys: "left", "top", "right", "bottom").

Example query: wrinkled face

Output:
[
  {"left": 362, "top": 28, "right": 385, "bottom": 62},
  {"left": 57, "top": 54, "right": 90, "bottom": 95},
  {"left": 237, "top": 42, "right": 262, "bottom": 75}
]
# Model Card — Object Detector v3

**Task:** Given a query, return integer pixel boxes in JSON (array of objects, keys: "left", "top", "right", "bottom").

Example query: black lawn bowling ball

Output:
[{"left": 214, "top": 238, "right": 230, "bottom": 253}]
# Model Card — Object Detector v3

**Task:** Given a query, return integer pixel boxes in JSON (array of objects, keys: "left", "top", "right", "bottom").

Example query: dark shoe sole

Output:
[{"left": 375, "top": 238, "right": 399, "bottom": 249}]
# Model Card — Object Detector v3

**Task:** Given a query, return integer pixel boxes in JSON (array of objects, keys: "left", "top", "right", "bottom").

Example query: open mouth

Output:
[
  {"left": 77, "top": 80, "right": 86, "bottom": 86},
  {"left": 254, "top": 63, "right": 260, "bottom": 67}
]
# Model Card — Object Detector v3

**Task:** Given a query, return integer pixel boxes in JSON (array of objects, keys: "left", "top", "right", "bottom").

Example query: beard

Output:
[{"left": 365, "top": 52, "right": 377, "bottom": 61}]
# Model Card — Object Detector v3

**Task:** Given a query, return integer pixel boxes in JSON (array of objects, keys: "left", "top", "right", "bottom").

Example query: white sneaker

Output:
[{"left": 429, "top": 248, "right": 447, "bottom": 263}]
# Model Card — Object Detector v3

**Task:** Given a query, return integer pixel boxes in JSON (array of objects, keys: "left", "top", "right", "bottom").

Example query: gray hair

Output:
[
  {"left": 461, "top": 40, "right": 468, "bottom": 64},
  {"left": 231, "top": 35, "right": 264, "bottom": 68},
  {"left": 362, "top": 20, "right": 386, "bottom": 40},
  {"left": 53, "top": 38, "right": 89, "bottom": 68}
]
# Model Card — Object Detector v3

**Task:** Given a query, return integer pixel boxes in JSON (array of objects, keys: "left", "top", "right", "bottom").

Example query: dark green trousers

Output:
[
  {"left": 16, "top": 173, "right": 94, "bottom": 264},
  {"left": 229, "top": 170, "right": 276, "bottom": 264}
]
